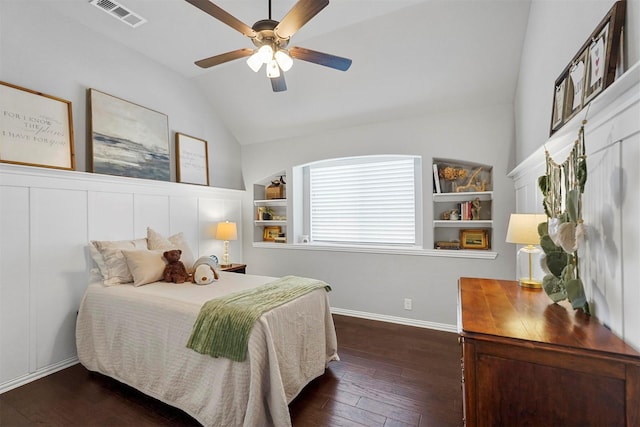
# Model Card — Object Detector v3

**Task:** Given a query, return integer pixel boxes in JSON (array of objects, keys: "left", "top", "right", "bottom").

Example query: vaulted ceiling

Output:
[{"left": 41, "top": 0, "right": 531, "bottom": 145}]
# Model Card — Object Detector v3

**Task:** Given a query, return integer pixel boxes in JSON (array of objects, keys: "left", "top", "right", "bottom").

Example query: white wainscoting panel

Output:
[
  {"left": 134, "top": 194, "right": 171, "bottom": 237},
  {"left": 30, "top": 188, "right": 88, "bottom": 370},
  {"left": 509, "top": 65, "right": 640, "bottom": 350},
  {"left": 0, "top": 186, "right": 30, "bottom": 384},
  {"left": 0, "top": 165, "right": 244, "bottom": 392},
  {"left": 622, "top": 134, "right": 640, "bottom": 350},
  {"left": 88, "top": 192, "right": 135, "bottom": 240}
]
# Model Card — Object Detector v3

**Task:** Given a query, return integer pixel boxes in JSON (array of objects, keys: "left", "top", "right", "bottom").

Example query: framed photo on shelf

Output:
[
  {"left": 89, "top": 88, "right": 170, "bottom": 181},
  {"left": 0, "top": 81, "right": 75, "bottom": 170},
  {"left": 176, "top": 132, "right": 209, "bottom": 186},
  {"left": 263, "top": 226, "right": 281, "bottom": 242},
  {"left": 460, "top": 229, "right": 489, "bottom": 250}
]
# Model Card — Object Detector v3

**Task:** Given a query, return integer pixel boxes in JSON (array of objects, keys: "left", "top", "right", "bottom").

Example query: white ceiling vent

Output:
[{"left": 89, "top": 0, "right": 147, "bottom": 28}]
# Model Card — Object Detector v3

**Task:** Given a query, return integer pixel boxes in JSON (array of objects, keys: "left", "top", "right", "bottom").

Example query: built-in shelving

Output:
[{"left": 432, "top": 159, "right": 493, "bottom": 250}]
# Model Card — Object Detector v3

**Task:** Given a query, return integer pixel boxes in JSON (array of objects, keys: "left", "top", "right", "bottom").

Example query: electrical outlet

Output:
[{"left": 404, "top": 298, "right": 412, "bottom": 310}]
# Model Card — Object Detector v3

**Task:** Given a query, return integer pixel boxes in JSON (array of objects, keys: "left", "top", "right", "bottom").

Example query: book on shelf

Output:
[{"left": 433, "top": 163, "right": 441, "bottom": 193}]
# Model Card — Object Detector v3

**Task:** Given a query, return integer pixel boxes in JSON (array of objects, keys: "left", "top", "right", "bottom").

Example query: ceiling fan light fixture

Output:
[
  {"left": 274, "top": 50, "right": 293, "bottom": 72},
  {"left": 266, "top": 59, "right": 280, "bottom": 78},
  {"left": 246, "top": 52, "right": 263, "bottom": 72},
  {"left": 257, "top": 45, "right": 273, "bottom": 63}
]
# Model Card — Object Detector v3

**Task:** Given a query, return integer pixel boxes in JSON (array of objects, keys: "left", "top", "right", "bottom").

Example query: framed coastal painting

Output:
[
  {"left": 0, "top": 81, "right": 75, "bottom": 170},
  {"left": 176, "top": 132, "right": 209, "bottom": 186},
  {"left": 89, "top": 89, "right": 169, "bottom": 181}
]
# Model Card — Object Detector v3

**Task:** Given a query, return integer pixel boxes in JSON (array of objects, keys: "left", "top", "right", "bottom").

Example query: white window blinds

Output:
[{"left": 309, "top": 157, "right": 418, "bottom": 245}]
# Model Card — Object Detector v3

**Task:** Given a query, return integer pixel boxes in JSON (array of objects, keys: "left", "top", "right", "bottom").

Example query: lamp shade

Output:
[
  {"left": 506, "top": 214, "right": 547, "bottom": 245},
  {"left": 215, "top": 221, "right": 237, "bottom": 241}
]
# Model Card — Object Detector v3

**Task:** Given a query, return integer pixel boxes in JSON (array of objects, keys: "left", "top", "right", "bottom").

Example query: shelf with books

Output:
[{"left": 432, "top": 159, "right": 493, "bottom": 250}]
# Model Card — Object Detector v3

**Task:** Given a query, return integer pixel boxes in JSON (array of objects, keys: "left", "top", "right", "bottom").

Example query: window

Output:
[{"left": 303, "top": 155, "right": 422, "bottom": 246}]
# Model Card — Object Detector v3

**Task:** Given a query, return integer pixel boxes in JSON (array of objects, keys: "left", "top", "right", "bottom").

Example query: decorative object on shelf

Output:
[
  {"left": 449, "top": 210, "right": 459, "bottom": 221},
  {"left": 266, "top": 175, "right": 286, "bottom": 199},
  {"left": 549, "top": 0, "right": 625, "bottom": 136},
  {"left": 439, "top": 166, "right": 467, "bottom": 192},
  {"left": 89, "top": 89, "right": 169, "bottom": 181},
  {"left": 455, "top": 167, "right": 488, "bottom": 192},
  {"left": 471, "top": 198, "right": 482, "bottom": 220},
  {"left": 538, "top": 120, "right": 589, "bottom": 313},
  {"left": 506, "top": 213, "right": 547, "bottom": 289},
  {"left": 215, "top": 221, "right": 237, "bottom": 267},
  {"left": 435, "top": 241, "right": 460, "bottom": 250},
  {"left": 263, "top": 226, "right": 281, "bottom": 242},
  {"left": 0, "top": 81, "right": 75, "bottom": 170},
  {"left": 176, "top": 132, "right": 209, "bottom": 186},
  {"left": 257, "top": 206, "right": 274, "bottom": 220},
  {"left": 460, "top": 229, "right": 489, "bottom": 250}
]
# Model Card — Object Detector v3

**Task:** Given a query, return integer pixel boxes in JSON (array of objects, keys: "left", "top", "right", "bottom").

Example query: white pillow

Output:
[
  {"left": 122, "top": 249, "right": 167, "bottom": 287},
  {"left": 89, "top": 238, "right": 147, "bottom": 286},
  {"left": 146, "top": 227, "right": 196, "bottom": 273}
]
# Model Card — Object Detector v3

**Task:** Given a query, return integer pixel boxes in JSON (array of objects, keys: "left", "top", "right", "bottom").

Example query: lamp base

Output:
[{"left": 518, "top": 278, "right": 542, "bottom": 289}]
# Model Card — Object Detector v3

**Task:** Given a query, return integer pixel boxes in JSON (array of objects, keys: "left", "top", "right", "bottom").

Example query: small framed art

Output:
[
  {"left": 551, "top": 78, "right": 566, "bottom": 131},
  {"left": 176, "top": 132, "right": 209, "bottom": 186},
  {"left": 0, "top": 81, "right": 75, "bottom": 170},
  {"left": 263, "top": 226, "right": 281, "bottom": 242},
  {"left": 460, "top": 229, "right": 489, "bottom": 250},
  {"left": 563, "top": 49, "right": 588, "bottom": 122}
]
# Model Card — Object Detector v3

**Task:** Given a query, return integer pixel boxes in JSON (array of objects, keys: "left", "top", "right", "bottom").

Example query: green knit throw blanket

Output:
[{"left": 186, "top": 275, "right": 331, "bottom": 362}]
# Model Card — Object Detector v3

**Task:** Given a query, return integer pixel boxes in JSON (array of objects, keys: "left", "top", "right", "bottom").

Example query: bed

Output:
[{"left": 76, "top": 270, "right": 338, "bottom": 427}]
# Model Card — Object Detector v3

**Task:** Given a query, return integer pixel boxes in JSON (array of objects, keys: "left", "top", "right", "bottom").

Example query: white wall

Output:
[
  {"left": 515, "top": 0, "right": 640, "bottom": 164},
  {"left": 0, "top": 1, "right": 244, "bottom": 190},
  {"left": 241, "top": 103, "right": 517, "bottom": 329}
]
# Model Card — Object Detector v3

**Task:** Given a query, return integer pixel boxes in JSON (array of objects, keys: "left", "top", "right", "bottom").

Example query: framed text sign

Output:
[
  {"left": 0, "top": 81, "right": 75, "bottom": 170},
  {"left": 176, "top": 132, "right": 209, "bottom": 186}
]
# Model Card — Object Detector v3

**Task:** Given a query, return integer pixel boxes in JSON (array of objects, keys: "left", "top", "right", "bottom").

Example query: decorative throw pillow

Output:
[
  {"left": 146, "top": 227, "right": 196, "bottom": 273},
  {"left": 89, "top": 238, "right": 148, "bottom": 286},
  {"left": 122, "top": 249, "right": 167, "bottom": 287}
]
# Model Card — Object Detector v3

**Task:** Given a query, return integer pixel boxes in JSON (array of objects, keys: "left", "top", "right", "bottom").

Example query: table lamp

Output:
[
  {"left": 506, "top": 213, "right": 547, "bottom": 289},
  {"left": 215, "top": 221, "right": 237, "bottom": 268}
]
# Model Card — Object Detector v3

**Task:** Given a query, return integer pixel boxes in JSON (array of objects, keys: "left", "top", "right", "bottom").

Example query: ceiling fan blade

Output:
[
  {"left": 185, "top": 0, "right": 256, "bottom": 38},
  {"left": 270, "top": 74, "right": 287, "bottom": 92},
  {"left": 195, "top": 48, "right": 254, "bottom": 68},
  {"left": 275, "top": 0, "right": 329, "bottom": 39},
  {"left": 289, "top": 46, "right": 352, "bottom": 71}
]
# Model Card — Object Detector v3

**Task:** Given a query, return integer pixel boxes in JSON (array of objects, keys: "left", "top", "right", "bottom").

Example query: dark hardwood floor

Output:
[{"left": 0, "top": 314, "right": 462, "bottom": 426}]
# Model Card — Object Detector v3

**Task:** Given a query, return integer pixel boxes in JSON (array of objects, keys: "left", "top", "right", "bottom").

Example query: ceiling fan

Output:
[{"left": 185, "top": 0, "right": 352, "bottom": 92}]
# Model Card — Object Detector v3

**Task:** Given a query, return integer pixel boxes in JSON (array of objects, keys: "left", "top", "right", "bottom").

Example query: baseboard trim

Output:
[
  {"left": 0, "top": 357, "right": 79, "bottom": 394},
  {"left": 330, "top": 307, "right": 458, "bottom": 333}
]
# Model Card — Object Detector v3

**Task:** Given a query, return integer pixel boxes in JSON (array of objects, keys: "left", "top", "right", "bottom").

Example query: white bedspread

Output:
[{"left": 76, "top": 272, "right": 338, "bottom": 426}]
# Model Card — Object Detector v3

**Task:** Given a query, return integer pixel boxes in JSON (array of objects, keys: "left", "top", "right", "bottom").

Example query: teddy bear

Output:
[
  {"left": 191, "top": 256, "right": 220, "bottom": 285},
  {"left": 162, "top": 249, "right": 191, "bottom": 283}
]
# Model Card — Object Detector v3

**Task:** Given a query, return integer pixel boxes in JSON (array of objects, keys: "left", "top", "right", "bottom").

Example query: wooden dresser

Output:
[{"left": 458, "top": 277, "right": 640, "bottom": 426}]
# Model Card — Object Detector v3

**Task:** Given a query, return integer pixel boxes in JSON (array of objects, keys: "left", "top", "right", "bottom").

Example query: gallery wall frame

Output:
[
  {"left": 0, "top": 81, "right": 75, "bottom": 170},
  {"left": 549, "top": 0, "right": 626, "bottom": 136},
  {"left": 88, "top": 88, "right": 170, "bottom": 181},
  {"left": 176, "top": 132, "right": 210, "bottom": 186}
]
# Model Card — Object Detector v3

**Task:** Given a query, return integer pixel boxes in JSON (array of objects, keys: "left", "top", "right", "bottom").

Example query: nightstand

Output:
[{"left": 220, "top": 264, "right": 246, "bottom": 274}]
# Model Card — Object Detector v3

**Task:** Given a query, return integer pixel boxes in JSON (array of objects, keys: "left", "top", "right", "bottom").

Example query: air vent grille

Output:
[{"left": 89, "top": 0, "right": 147, "bottom": 28}]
